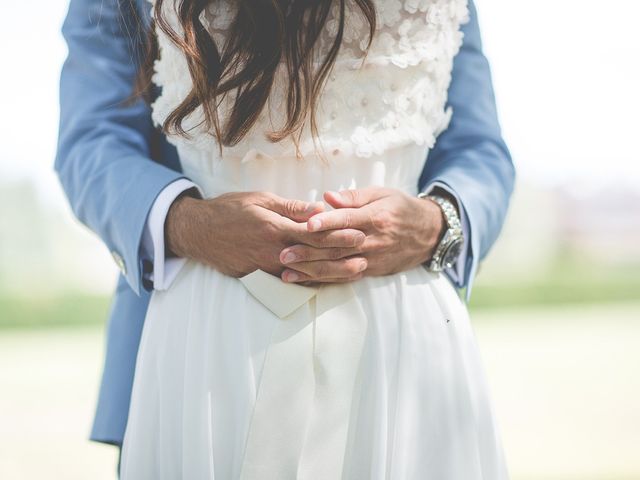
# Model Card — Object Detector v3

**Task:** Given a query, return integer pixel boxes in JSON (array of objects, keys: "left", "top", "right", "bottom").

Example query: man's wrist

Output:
[
  {"left": 165, "top": 188, "right": 202, "bottom": 259},
  {"left": 419, "top": 191, "right": 465, "bottom": 272},
  {"left": 413, "top": 194, "right": 446, "bottom": 264}
]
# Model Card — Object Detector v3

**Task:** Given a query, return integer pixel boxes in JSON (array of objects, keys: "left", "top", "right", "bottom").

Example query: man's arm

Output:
[
  {"left": 140, "top": 179, "right": 202, "bottom": 290},
  {"left": 55, "top": 0, "right": 370, "bottom": 295},
  {"left": 277, "top": 0, "right": 514, "bottom": 297},
  {"left": 418, "top": 0, "right": 516, "bottom": 300},
  {"left": 55, "top": 0, "right": 187, "bottom": 295}
]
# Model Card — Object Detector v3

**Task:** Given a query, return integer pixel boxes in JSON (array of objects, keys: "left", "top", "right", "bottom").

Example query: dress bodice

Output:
[{"left": 146, "top": 0, "right": 469, "bottom": 199}]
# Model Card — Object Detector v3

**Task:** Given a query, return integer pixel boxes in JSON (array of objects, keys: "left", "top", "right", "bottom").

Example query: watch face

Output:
[{"left": 442, "top": 238, "right": 464, "bottom": 269}]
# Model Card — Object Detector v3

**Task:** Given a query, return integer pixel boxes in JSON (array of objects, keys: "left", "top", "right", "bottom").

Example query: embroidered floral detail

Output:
[
  {"left": 147, "top": 0, "right": 469, "bottom": 159},
  {"left": 404, "top": 0, "right": 431, "bottom": 14},
  {"left": 376, "top": 0, "right": 403, "bottom": 27}
]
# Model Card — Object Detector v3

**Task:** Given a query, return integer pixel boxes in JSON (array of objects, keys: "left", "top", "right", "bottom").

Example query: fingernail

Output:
[
  {"left": 304, "top": 202, "right": 317, "bottom": 213},
  {"left": 286, "top": 271, "right": 299, "bottom": 282},
  {"left": 358, "top": 261, "right": 367, "bottom": 272},
  {"left": 282, "top": 251, "right": 297, "bottom": 264},
  {"left": 329, "top": 191, "right": 344, "bottom": 202},
  {"left": 308, "top": 218, "right": 321, "bottom": 231}
]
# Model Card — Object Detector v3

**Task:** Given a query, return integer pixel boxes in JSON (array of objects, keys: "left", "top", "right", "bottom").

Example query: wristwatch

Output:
[{"left": 417, "top": 192, "right": 464, "bottom": 272}]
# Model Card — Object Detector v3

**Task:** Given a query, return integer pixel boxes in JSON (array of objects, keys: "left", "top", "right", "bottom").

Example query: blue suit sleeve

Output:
[
  {"left": 54, "top": 0, "right": 186, "bottom": 296},
  {"left": 418, "top": 0, "right": 516, "bottom": 301}
]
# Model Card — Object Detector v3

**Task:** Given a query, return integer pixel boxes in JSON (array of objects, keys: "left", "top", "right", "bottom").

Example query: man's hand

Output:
[
  {"left": 278, "top": 187, "right": 447, "bottom": 283},
  {"left": 164, "top": 191, "right": 367, "bottom": 279}
]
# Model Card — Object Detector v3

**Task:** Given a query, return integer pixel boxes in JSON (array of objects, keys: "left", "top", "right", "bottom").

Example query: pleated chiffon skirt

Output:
[{"left": 120, "top": 260, "right": 508, "bottom": 479}]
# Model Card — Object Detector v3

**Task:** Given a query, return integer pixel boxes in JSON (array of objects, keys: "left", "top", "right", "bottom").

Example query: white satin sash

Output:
[{"left": 238, "top": 269, "right": 368, "bottom": 479}]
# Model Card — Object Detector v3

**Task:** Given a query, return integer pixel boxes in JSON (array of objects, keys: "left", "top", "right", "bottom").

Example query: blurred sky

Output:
[{"left": 1, "top": 0, "right": 639, "bottom": 205}]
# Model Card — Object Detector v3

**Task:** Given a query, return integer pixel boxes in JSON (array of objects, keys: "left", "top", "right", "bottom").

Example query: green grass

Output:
[
  {"left": 468, "top": 276, "right": 640, "bottom": 310},
  {"left": 468, "top": 259, "right": 640, "bottom": 310},
  {"left": 1, "top": 260, "right": 638, "bottom": 330},
  {"left": 0, "top": 293, "right": 111, "bottom": 330}
]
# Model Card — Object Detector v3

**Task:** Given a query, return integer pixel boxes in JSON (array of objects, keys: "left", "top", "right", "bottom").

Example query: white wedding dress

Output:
[{"left": 120, "top": 0, "right": 509, "bottom": 478}]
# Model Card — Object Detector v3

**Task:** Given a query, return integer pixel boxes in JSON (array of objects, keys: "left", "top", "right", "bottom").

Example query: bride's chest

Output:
[
  {"left": 151, "top": 0, "right": 470, "bottom": 69},
  {"left": 148, "top": 0, "right": 470, "bottom": 159}
]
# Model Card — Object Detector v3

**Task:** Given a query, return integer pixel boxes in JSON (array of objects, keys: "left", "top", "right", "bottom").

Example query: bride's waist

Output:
[
  {"left": 153, "top": 260, "right": 461, "bottom": 323},
  {"left": 168, "top": 259, "right": 444, "bottom": 293},
  {"left": 177, "top": 142, "right": 428, "bottom": 200}
]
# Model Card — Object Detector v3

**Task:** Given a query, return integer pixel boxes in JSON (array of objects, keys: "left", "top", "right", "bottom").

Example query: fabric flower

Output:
[
  {"left": 376, "top": 0, "right": 403, "bottom": 28},
  {"left": 404, "top": 0, "right": 432, "bottom": 14}
]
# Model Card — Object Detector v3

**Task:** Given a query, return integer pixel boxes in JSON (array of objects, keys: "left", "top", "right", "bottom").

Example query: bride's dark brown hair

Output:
[{"left": 130, "top": 0, "right": 376, "bottom": 155}]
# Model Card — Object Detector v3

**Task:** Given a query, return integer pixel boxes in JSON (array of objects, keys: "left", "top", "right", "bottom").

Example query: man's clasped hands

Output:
[{"left": 165, "top": 187, "right": 449, "bottom": 287}]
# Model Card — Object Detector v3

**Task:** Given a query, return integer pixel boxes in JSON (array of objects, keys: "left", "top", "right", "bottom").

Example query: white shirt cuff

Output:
[
  {"left": 421, "top": 182, "right": 470, "bottom": 287},
  {"left": 141, "top": 178, "right": 203, "bottom": 291}
]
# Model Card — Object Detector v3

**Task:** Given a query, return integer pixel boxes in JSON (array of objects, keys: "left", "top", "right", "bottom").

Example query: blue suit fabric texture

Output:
[{"left": 55, "top": 0, "right": 515, "bottom": 447}]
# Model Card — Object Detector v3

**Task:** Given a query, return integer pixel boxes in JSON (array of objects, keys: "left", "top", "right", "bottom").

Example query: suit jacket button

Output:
[{"left": 111, "top": 251, "right": 127, "bottom": 275}]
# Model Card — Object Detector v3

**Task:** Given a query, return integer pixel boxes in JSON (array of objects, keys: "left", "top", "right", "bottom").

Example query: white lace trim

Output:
[{"left": 147, "top": 0, "right": 469, "bottom": 159}]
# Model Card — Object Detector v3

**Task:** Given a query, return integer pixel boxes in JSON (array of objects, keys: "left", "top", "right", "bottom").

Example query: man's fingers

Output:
[
  {"left": 323, "top": 187, "right": 391, "bottom": 209},
  {"left": 262, "top": 193, "right": 325, "bottom": 222},
  {"left": 307, "top": 207, "right": 373, "bottom": 233},
  {"left": 280, "top": 243, "right": 363, "bottom": 264},
  {"left": 281, "top": 257, "right": 368, "bottom": 282},
  {"left": 286, "top": 222, "right": 366, "bottom": 248}
]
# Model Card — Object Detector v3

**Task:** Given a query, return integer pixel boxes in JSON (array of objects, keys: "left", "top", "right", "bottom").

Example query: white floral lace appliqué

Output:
[{"left": 147, "top": 0, "right": 470, "bottom": 159}]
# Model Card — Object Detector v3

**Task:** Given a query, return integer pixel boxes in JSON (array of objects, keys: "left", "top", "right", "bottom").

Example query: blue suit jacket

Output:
[{"left": 55, "top": 0, "right": 515, "bottom": 446}]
